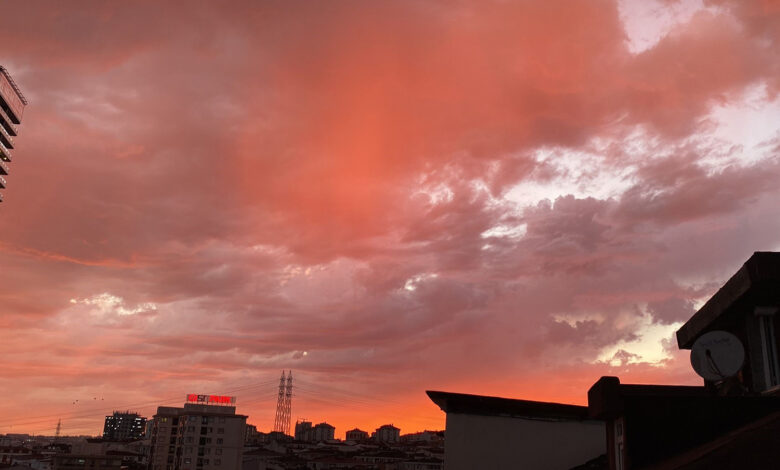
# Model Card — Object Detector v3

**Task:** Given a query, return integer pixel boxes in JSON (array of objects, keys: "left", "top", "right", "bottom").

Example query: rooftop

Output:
[
  {"left": 0, "top": 67, "right": 27, "bottom": 105},
  {"left": 426, "top": 390, "right": 591, "bottom": 421},
  {"left": 676, "top": 251, "right": 780, "bottom": 349}
]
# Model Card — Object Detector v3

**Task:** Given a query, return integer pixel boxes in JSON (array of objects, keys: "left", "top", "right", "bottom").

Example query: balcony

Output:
[
  {"left": 0, "top": 141, "right": 11, "bottom": 162},
  {"left": 0, "top": 105, "right": 18, "bottom": 136},
  {"left": 0, "top": 120, "right": 13, "bottom": 149},
  {"left": 0, "top": 159, "right": 8, "bottom": 175},
  {"left": 0, "top": 67, "right": 27, "bottom": 124},
  {"left": 0, "top": 174, "right": 5, "bottom": 189}
]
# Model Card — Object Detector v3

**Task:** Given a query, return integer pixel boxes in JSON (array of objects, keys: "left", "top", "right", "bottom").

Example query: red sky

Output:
[{"left": 0, "top": 0, "right": 779, "bottom": 438}]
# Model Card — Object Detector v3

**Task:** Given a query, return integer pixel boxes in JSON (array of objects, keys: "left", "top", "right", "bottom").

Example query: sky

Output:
[{"left": 0, "top": 0, "right": 779, "bottom": 439}]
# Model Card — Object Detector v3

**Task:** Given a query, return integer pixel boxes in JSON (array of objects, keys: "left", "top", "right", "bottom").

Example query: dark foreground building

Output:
[
  {"left": 0, "top": 65, "right": 28, "bottom": 203},
  {"left": 429, "top": 252, "right": 780, "bottom": 469}
]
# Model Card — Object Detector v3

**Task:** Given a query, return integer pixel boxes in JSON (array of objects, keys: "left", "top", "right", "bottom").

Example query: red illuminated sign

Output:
[{"left": 186, "top": 394, "right": 236, "bottom": 405}]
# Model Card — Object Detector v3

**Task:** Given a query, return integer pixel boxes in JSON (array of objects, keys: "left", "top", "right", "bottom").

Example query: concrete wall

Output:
[{"left": 444, "top": 413, "right": 604, "bottom": 470}]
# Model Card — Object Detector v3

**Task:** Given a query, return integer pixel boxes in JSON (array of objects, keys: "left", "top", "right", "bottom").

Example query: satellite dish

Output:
[{"left": 690, "top": 331, "right": 745, "bottom": 382}]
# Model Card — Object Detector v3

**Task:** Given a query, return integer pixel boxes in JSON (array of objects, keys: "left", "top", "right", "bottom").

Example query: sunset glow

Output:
[{"left": 1, "top": 0, "right": 779, "bottom": 439}]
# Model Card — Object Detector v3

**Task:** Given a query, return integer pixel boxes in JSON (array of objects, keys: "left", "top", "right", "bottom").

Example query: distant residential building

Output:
[
  {"left": 0, "top": 446, "right": 33, "bottom": 465},
  {"left": 37, "top": 443, "right": 70, "bottom": 455},
  {"left": 293, "top": 420, "right": 312, "bottom": 441},
  {"left": 69, "top": 438, "right": 148, "bottom": 469},
  {"left": 356, "top": 449, "right": 406, "bottom": 465},
  {"left": 344, "top": 428, "right": 369, "bottom": 442},
  {"left": 149, "top": 397, "right": 247, "bottom": 470},
  {"left": 52, "top": 455, "right": 122, "bottom": 470},
  {"left": 427, "top": 391, "right": 604, "bottom": 470},
  {"left": 0, "top": 65, "right": 28, "bottom": 203},
  {"left": 293, "top": 421, "right": 335, "bottom": 442},
  {"left": 401, "top": 457, "right": 443, "bottom": 470},
  {"left": 265, "top": 431, "right": 291, "bottom": 443},
  {"left": 243, "top": 424, "right": 265, "bottom": 446},
  {"left": 241, "top": 448, "right": 285, "bottom": 470},
  {"left": 311, "top": 423, "right": 335, "bottom": 442},
  {"left": 10, "top": 454, "right": 52, "bottom": 470},
  {"left": 244, "top": 424, "right": 257, "bottom": 443},
  {"left": 401, "top": 431, "right": 443, "bottom": 443},
  {"left": 372, "top": 425, "right": 400, "bottom": 444},
  {"left": 103, "top": 411, "right": 147, "bottom": 441}
]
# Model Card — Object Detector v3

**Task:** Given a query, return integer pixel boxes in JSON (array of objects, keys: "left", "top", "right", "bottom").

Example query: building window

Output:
[
  {"left": 757, "top": 310, "right": 780, "bottom": 388},
  {"left": 214, "top": 460, "right": 221, "bottom": 466},
  {"left": 215, "top": 449, "right": 222, "bottom": 456},
  {"left": 217, "top": 428, "right": 224, "bottom": 434},
  {"left": 216, "top": 439, "right": 223, "bottom": 445},
  {"left": 184, "top": 459, "right": 191, "bottom": 465}
]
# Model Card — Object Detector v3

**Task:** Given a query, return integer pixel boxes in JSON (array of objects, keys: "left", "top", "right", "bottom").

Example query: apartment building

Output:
[{"left": 149, "top": 397, "right": 246, "bottom": 470}]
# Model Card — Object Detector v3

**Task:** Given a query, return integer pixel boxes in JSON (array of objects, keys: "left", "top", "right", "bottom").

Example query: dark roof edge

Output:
[
  {"left": 426, "top": 390, "right": 593, "bottom": 421},
  {"left": 676, "top": 252, "right": 780, "bottom": 349}
]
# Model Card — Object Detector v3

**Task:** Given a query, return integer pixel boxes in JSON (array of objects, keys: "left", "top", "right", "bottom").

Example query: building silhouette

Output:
[
  {"left": 345, "top": 428, "right": 369, "bottom": 442},
  {"left": 149, "top": 398, "right": 246, "bottom": 470},
  {"left": 0, "top": 65, "right": 28, "bottom": 203},
  {"left": 429, "top": 251, "right": 780, "bottom": 470},
  {"left": 293, "top": 420, "right": 335, "bottom": 442},
  {"left": 372, "top": 424, "right": 400, "bottom": 444},
  {"left": 102, "top": 411, "right": 146, "bottom": 441}
]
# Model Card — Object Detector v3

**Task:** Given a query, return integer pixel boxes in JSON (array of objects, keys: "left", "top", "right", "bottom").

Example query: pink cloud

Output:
[{"left": 0, "top": 0, "right": 778, "bottom": 436}]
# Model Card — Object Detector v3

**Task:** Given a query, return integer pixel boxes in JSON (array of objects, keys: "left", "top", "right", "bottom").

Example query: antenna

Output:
[
  {"left": 691, "top": 330, "right": 745, "bottom": 382},
  {"left": 285, "top": 370, "right": 293, "bottom": 433},
  {"left": 55, "top": 419, "right": 61, "bottom": 441},
  {"left": 273, "top": 371, "right": 293, "bottom": 435}
]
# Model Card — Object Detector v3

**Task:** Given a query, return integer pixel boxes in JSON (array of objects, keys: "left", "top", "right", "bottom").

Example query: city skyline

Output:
[{"left": 1, "top": 0, "right": 780, "bottom": 441}]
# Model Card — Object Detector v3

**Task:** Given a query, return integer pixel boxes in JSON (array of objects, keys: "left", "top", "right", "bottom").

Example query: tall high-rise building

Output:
[
  {"left": 0, "top": 66, "right": 28, "bottom": 203},
  {"left": 149, "top": 395, "right": 246, "bottom": 470},
  {"left": 102, "top": 411, "right": 147, "bottom": 441}
]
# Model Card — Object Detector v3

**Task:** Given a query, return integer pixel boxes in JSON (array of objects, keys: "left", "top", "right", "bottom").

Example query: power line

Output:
[{"left": 0, "top": 378, "right": 280, "bottom": 431}]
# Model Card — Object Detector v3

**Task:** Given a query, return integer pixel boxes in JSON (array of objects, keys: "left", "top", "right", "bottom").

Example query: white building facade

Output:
[{"left": 428, "top": 390, "right": 605, "bottom": 470}]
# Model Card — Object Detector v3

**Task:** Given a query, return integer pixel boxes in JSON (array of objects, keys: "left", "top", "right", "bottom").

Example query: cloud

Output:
[
  {"left": 0, "top": 0, "right": 778, "bottom": 436},
  {"left": 69, "top": 293, "right": 157, "bottom": 317}
]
